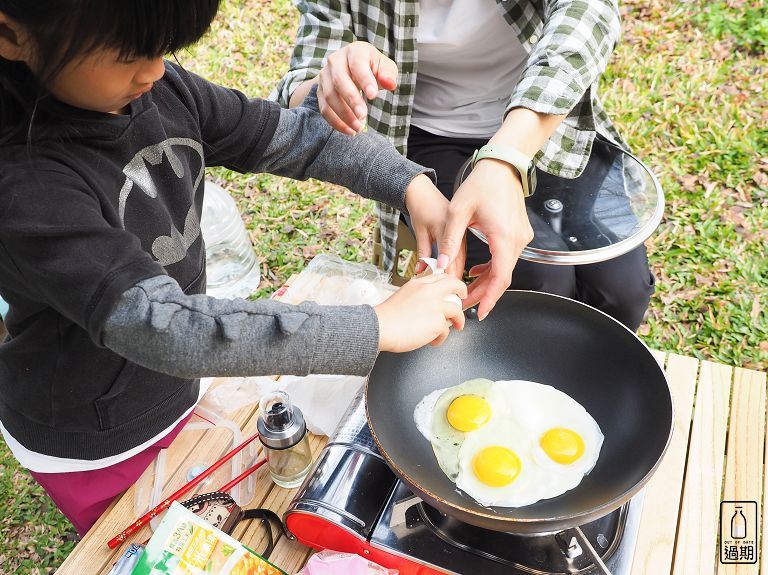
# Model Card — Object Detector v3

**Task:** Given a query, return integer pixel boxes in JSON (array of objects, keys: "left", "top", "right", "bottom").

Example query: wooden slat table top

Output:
[{"left": 57, "top": 351, "right": 768, "bottom": 575}]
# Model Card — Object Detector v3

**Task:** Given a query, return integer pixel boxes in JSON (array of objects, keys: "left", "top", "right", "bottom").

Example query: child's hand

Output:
[
  {"left": 405, "top": 175, "right": 467, "bottom": 281},
  {"left": 374, "top": 274, "right": 468, "bottom": 353}
]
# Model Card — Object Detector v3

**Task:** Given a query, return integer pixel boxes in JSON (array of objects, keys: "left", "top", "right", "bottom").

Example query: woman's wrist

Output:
[
  {"left": 474, "top": 157, "right": 523, "bottom": 186},
  {"left": 489, "top": 107, "right": 566, "bottom": 156},
  {"left": 471, "top": 158, "right": 526, "bottom": 203}
]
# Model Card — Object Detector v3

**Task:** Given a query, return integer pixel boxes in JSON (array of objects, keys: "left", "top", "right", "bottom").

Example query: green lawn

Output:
[{"left": 1, "top": 0, "right": 766, "bottom": 572}]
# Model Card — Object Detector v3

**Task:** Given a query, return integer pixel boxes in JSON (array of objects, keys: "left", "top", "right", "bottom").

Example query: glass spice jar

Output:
[{"left": 257, "top": 391, "right": 313, "bottom": 488}]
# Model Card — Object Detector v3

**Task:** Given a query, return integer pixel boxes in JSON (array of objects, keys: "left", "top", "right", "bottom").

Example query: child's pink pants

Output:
[{"left": 30, "top": 414, "right": 191, "bottom": 537}]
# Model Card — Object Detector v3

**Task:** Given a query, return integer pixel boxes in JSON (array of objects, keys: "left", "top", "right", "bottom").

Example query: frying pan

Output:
[{"left": 366, "top": 290, "right": 672, "bottom": 537}]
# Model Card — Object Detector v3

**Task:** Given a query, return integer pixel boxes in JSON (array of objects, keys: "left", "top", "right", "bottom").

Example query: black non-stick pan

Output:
[{"left": 366, "top": 290, "right": 672, "bottom": 536}]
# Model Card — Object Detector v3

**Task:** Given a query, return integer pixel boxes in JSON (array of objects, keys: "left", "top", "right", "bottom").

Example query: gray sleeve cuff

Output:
[
  {"left": 259, "top": 84, "right": 435, "bottom": 212},
  {"left": 301, "top": 84, "right": 436, "bottom": 211},
  {"left": 365, "top": 147, "right": 435, "bottom": 213},
  {"left": 310, "top": 304, "right": 380, "bottom": 375}
]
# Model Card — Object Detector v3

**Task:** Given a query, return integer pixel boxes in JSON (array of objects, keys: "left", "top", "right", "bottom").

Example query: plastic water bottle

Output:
[{"left": 200, "top": 181, "right": 262, "bottom": 299}]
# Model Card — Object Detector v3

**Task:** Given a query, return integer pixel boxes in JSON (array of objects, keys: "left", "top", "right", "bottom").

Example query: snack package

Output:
[{"left": 131, "top": 502, "right": 285, "bottom": 575}]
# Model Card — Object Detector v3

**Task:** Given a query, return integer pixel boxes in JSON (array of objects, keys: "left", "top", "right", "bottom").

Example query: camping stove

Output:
[{"left": 284, "top": 390, "right": 645, "bottom": 575}]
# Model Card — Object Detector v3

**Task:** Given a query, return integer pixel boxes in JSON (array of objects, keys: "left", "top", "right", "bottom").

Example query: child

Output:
[{"left": 0, "top": 0, "right": 466, "bottom": 536}]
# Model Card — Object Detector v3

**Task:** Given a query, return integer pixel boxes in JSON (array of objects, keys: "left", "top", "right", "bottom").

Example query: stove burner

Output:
[
  {"left": 287, "top": 391, "right": 646, "bottom": 575},
  {"left": 412, "top": 500, "right": 626, "bottom": 574}
]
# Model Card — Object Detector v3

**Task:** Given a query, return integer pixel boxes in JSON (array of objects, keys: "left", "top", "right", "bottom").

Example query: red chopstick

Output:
[
  {"left": 107, "top": 431, "right": 261, "bottom": 549},
  {"left": 131, "top": 458, "right": 269, "bottom": 550},
  {"left": 217, "top": 458, "right": 267, "bottom": 492}
]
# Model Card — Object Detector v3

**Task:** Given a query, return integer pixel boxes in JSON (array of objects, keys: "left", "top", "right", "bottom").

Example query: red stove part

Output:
[{"left": 286, "top": 512, "right": 445, "bottom": 575}]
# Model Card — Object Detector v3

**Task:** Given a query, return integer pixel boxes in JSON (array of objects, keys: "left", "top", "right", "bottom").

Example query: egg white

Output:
[
  {"left": 413, "top": 387, "right": 447, "bottom": 440},
  {"left": 492, "top": 380, "right": 603, "bottom": 475},
  {"left": 414, "top": 379, "right": 604, "bottom": 508},
  {"left": 455, "top": 380, "right": 603, "bottom": 507}
]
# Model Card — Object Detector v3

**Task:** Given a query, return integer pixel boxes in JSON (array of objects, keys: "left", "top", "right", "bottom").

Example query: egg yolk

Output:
[
  {"left": 446, "top": 395, "right": 492, "bottom": 432},
  {"left": 540, "top": 428, "right": 585, "bottom": 465},
  {"left": 472, "top": 446, "right": 521, "bottom": 487}
]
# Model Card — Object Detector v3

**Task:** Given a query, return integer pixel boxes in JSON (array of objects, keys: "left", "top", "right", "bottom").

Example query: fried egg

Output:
[
  {"left": 413, "top": 378, "right": 494, "bottom": 480},
  {"left": 414, "top": 379, "right": 603, "bottom": 507}
]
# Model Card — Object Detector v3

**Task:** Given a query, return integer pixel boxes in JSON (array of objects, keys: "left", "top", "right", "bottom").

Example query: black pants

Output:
[{"left": 406, "top": 126, "right": 655, "bottom": 331}]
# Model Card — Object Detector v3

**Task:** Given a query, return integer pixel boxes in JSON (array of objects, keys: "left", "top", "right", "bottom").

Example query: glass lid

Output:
[{"left": 456, "top": 141, "right": 664, "bottom": 265}]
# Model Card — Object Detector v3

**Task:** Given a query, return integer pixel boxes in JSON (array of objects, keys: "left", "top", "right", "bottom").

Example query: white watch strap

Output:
[{"left": 471, "top": 144, "right": 534, "bottom": 197}]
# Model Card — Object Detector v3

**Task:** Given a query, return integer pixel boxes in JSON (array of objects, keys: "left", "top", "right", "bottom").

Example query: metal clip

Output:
[{"left": 556, "top": 532, "right": 584, "bottom": 559}]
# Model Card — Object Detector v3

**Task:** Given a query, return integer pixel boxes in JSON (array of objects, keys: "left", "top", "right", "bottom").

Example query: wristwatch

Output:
[{"left": 471, "top": 144, "right": 537, "bottom": 197}]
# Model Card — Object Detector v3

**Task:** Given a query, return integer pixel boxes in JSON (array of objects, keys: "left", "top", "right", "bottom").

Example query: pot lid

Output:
[{"left": 456, "top": 142, "right": 664, "bottom": 265}]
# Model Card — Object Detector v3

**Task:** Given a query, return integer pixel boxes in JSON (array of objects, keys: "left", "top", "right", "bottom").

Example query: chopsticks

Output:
[
  {"left": 218, "top": 458, "right": 267, "bottom": 493},
  {"left": 107, "top": 431, "right": 262, "bottom": 549}
]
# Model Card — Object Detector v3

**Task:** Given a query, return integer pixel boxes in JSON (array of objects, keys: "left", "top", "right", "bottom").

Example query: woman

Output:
[{"left": 274, "top": 0, "right": 655, "bottom": 330}]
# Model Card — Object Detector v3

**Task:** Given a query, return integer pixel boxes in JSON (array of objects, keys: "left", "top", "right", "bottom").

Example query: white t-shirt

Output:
[{"left": 412, "top": 0, "right": 529, "bottom": 138}]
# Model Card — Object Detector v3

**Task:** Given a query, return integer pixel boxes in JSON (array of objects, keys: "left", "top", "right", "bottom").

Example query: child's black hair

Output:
[{"left": 0, "top": 0, "right": 221, "bottom": 144}]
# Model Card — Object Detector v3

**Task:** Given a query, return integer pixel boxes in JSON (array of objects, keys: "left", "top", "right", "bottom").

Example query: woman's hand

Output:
[
  {"left": 438, "top": 159, "right": 534, "bottom": 321},
  {"left": 375, "top": 274, "right": 467, "bottom": 353},
  {"left": 405, "top": 175, "right": 467, "bottom": 280},
  {"left": 316, "top": 41, "right": 398, "bottom": 135},
  {"left": 436, "top": 108, "right": 565, "bottom": 321}
]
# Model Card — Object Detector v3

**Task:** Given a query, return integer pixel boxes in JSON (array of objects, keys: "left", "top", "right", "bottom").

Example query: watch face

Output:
[{"left": 528, "top": 163, "right": 538, "bottom": 196}]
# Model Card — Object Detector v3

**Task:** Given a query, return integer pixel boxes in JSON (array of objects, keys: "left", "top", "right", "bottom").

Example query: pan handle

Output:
[{"left": 555, "top": 526, "right": 612, "bottom": 575}]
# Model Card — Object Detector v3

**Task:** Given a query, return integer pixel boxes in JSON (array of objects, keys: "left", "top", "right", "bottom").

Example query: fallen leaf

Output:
[
  {"left": 723, "top": 205, "right": 749, "bottom": 231},
  {"left": 712, "top": 41, "right": 731, "bottom": 60},
  {"left": 301, "top": 244, "right": 322, "bottom": 259},
  {"left": 620, "top": 78, "right": 637, "bottom": 93},
  {"left": 680, "top": 174, "right": 698, "bottom": 191}
]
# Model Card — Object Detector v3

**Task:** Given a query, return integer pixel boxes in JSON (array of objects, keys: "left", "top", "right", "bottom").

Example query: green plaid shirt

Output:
[{"left": 273, "top": 0, "right": 628, "bottom": 271}]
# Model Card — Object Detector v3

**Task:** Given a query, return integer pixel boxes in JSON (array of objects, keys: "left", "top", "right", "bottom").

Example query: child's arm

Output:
[
  {"left": 102, "top": 272, "right": 465, "bottom": 379},
  {"left": 103, "top": 275, "right": 378, "bottom": 377},
  {"left": 168, "top": 63, "right": 432, "bottom": 214},
  {"left": 252, "top": 85, "right": 423, "bottom": 213}
]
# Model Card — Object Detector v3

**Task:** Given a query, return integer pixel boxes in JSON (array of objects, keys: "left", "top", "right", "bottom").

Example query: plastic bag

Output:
[
  {"left": 201, "top": 375, "right": 364, "bottom": 437},
  {"left": 134, "top": 399, "right": 261, "bottom": 531},
  {"left": 295, "top": 551, "right": 398, "bottom": 575},
  {"left": 279, "top": 254, "right": 397, "bottom": 306},
  {"left": 254, "top": 375, "right": 365, "bottom": 436},
  {"left": 200, "top": 254, "right": 397, "bottom": 436},
  {"left": 199, "top": 376, "right": 276, "bottom": 415}
]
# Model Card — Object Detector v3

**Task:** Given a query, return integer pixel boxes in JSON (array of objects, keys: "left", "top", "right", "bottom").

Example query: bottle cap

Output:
[{"left": 257, "top": 391, "right": 307, "bottom": 450}]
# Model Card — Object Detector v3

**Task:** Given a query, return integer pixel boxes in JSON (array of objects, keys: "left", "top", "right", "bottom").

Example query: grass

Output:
[
  {"left": 600, "top": 0, "right": 768, "bottom": 369},
  {"left": 0, "top": 0, "right": 766, "bottom": 572}
]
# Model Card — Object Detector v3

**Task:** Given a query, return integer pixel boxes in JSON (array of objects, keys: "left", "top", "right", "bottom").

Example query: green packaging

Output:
[{"left": 131, "top": 502, "right": 285, "bottom": 575}]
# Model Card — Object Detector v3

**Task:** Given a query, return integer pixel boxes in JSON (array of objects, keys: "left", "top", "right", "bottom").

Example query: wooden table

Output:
[{"left": 57, "top": 351, "right": 767, "bottom": 575}]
